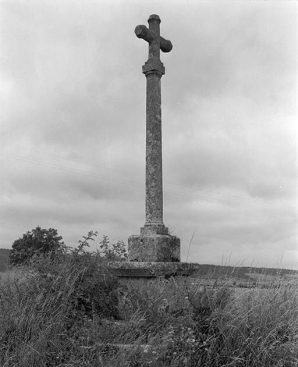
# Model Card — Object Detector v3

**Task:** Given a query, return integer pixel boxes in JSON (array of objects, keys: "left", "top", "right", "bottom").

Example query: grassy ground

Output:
[{"left": 0, "top": 252, "right": 297, "bottom": 366}]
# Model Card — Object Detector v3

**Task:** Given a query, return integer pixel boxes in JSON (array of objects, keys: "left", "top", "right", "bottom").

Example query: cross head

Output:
[{"left": 135, "top": 14, "right": 172, "bottom": 75}]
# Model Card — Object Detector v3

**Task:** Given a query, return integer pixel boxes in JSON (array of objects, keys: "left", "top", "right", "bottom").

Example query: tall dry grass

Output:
[{"left": 0, "top": 251, "right": 297, "bottom": 366}]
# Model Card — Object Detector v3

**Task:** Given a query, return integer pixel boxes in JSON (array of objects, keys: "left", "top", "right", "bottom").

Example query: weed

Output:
[{"left": 0, "top": 235, "right": 297, "bottom": 366}]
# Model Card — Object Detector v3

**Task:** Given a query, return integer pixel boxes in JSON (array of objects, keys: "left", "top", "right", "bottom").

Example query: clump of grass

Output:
[
  {"left": 158, "top": 275, "right": 298, "bottom": 367},
  {"left": 1, "top": 237, "right": 298, "bottom": 367},
  {"left": 0, "top": 233, "right": 122, "bottom": 366},
  {"left": 215, "top": 283, "right": 298, "bottom": 366},
  {"left": 111, "top": 275, "right": 298, "bottom": 366}
]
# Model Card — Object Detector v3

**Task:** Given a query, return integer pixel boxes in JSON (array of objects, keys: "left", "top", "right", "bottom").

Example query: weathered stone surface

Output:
[
  {"left": 126, "top": 15, "right": 181, "bottom": 266},
  {"left": 135, "top": 14, "right": 173, "bottom": 232},
  {"left": 135, "top": 19, "right": 172, "bottom": 53},
  {"left": 108, "top": 261, "right": 200, "bottom": 278},
  {"left": 133, "top": 14, "right": 177, "bottom": 234},
  {"left": 128, "top": 235, "right": 180, "bottom": 262},
  {"left": 144, "top": 70, "right": 163, "bottom": 228},
  {"left": 140, "top": 223, "right": 168, "bottom": 236}
]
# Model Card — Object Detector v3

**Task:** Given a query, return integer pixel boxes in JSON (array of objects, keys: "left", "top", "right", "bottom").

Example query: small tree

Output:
[{"left": 10, "top": 226, "right": 64, "bottom": 266}]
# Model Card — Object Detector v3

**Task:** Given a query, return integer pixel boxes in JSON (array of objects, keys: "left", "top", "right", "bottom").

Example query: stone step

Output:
[
  {"left": 80, "top": 341, "right": 154, "bottom": 366},
  {"left": 92, "top": 342, "right": 153, "bottom": 353},
  {"left": 79, "top": 343, "right": 154, "bottom": 366}
]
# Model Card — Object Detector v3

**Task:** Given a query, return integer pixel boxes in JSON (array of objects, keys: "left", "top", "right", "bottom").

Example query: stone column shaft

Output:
[{"left": 145, "top": 71, "right": 163, "bottom": 226}]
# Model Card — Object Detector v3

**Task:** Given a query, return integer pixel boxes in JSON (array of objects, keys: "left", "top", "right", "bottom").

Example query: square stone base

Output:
[{"left": 128, "top": 235, "right": 180, "bottom": 262}]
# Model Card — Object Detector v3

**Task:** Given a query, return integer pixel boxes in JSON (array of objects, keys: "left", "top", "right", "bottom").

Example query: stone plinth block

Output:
[
  {"left": 107, "top": 261, "right": 200, "bottom": 279},
  {"left": 128, "top": 235, "right": 180, "bottom": 262},
  {"left": 140, "top": 224, "right": 168, "bottom": 235}
]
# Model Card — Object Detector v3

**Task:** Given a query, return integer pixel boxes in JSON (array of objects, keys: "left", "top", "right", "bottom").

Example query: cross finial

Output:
[{"left": 135, "top": 14, "right": 172, "bottom": 75}]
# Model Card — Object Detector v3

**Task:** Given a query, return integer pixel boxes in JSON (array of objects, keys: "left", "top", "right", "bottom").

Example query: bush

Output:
[
  {"left": 2, "top": 233, "right": 298, "bottom": 367},
  {"left": 10, "top": 226, "right": 65, "bottom": 266},
  {"left": 98, "top": 234, "right": 128, "bottom": 260},
  {"left": 0, "top": 231, "right": 125, "bottom": 366},
  {"left": 28, "top": 231, "right": 123, "bottom": 321}
]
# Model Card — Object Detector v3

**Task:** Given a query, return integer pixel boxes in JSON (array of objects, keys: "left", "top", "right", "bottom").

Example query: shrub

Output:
[
  {"left": 0, "top": 231, "right": 126, "bottom": 366},
  {"left": 9, "top": 226, "right": 65, "bottom": 266},
  {"left": 98, "top": 234, "right": 128, "bottom": 260},
  {"left": 2, "top": 235, "right": 298, "bottom": 367}
]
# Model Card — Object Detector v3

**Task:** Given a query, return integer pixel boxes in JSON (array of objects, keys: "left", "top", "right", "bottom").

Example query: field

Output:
[
  {"left": 0, "top": 251, "right": 298, "bottom": 366},
  {"left": 0, "top": 248, "right": 10, "bottom": 272}
]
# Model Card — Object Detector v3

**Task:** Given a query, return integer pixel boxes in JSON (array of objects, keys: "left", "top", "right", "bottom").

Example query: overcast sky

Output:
[{"left": 0, "top": 0, "right": 297, "bottom": 269}]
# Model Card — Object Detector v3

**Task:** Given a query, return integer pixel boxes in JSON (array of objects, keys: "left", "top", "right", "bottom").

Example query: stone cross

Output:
[
  {"left": 135, "top": 14, "right": 172, "bottom": 236},
  {"left": 128, "top": 15, "right": 180, "bottom": 262}
]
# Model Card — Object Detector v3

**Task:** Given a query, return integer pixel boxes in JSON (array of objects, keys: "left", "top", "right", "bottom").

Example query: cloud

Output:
[{"left": 0, "top": 0, "right": 296, "bottom": 268}]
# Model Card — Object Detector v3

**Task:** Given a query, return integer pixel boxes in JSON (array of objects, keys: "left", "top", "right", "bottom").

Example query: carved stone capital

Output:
[{"left": 142, "top": 58, "right": 165, "bottom": 75}]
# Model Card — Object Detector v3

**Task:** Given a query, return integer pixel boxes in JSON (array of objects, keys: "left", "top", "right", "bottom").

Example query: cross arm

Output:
[{"left": 135, "top": 25, "right": 173, "bottom": 53}]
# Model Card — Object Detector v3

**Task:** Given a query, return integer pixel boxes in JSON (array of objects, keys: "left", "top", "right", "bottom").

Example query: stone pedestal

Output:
[
  {"left": 128, "top": 234, "right": 180, "bottom": 262},
  {"left": 108, "top": 15, "right": 195, "bottom": 285},
  {"left": 108, "top": 261, "right": 200, "bottom": 281},
  {"left": 124, "top": 15, "right": 182, "bottom": 271}
]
